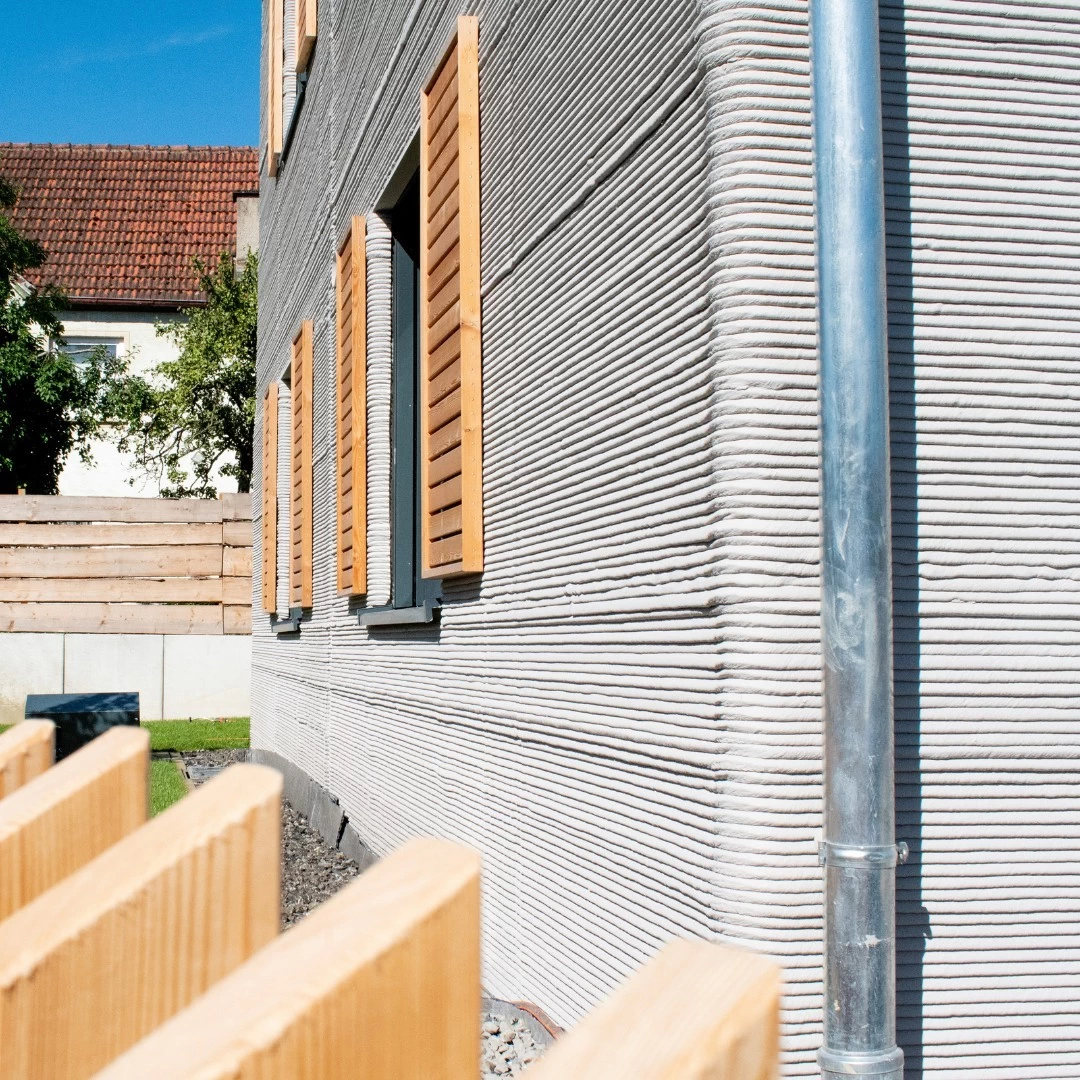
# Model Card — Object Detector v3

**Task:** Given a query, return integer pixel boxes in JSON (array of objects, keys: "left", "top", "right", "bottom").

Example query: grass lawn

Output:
[
  {"left": 146, "top": 718, "right": 250, "bottom": 816},
  {"left": 0, "top": 717, "right": 250, "bottom": 816},
  {"left": 144, "top": 718, "right": 250, "bottom": 753},
  {"left": 150, "top": 759, "right": 190, "bottom": 816}
]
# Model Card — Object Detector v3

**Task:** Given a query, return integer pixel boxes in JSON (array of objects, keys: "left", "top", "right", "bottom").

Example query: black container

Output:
[{"left": 24, "top": 693, "right": 141, "bottom": 761}]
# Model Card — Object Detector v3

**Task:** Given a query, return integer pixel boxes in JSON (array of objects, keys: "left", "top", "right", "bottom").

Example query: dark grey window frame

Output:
[{"left": 359, "top": 167, "right": 440, "bottom": 628}]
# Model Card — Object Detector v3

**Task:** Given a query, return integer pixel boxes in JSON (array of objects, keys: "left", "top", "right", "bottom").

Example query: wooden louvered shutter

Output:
[
  {"left": 261, "top": 382, "right": 279, "bottom": 613},
  {"left": 290, "top": 322, "right": 314, "bottom": 609},
  {"left": 419, "top": 15, "right": 483, "bottom": 578},
  {"left": 296, "top": 0, "right": 316, "bottom": 72},
  {"left": 266, "top": 0, "right": 283, "bottom": 176},
  {"left": 337, "top": 217, "right": 367, "bottom": 595}
]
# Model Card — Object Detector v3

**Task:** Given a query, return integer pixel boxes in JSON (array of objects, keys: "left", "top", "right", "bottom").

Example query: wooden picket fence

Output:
[
  {"left": 0, "top": 721, "right": 780, "bottom": 1079},
  {"left": 0, "top": 494, "right": 252, "bottom": 635}
]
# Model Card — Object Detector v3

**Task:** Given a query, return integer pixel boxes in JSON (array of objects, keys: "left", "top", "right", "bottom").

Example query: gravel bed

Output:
[
  {"left": 182, "top": 747, "right": 249, "bottom": 769},
  {"left": 481, "top": 1012, "right": 543, "bottom": 1075},
  {"left": 279, "top": 801, "right": 360, "bottom": 928},
  {"left": 180, "top": 749, "right": 359, "bottom": 929},
  {"left": 181, "top": 750, "right": 549, "bottom": 1073}
]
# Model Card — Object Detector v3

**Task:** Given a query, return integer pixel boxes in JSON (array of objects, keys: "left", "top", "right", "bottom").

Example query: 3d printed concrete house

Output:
[{"left": 253, "top": 2, "right": 1080, "bottom": 1075}]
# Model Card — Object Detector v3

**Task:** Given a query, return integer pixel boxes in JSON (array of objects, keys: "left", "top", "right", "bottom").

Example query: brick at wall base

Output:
[{"left": 248, "top": 747, "right": 377, "bottom": 870}]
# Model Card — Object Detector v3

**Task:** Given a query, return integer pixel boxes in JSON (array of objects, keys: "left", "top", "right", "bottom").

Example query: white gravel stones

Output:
[{"left": 481, "top": 1012, "right": 543, "bottom": 1075}]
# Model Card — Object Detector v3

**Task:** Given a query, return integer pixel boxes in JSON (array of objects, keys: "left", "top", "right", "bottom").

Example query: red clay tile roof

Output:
[{"left": 0, "top": 143, "right": 258, "bottom": 307}]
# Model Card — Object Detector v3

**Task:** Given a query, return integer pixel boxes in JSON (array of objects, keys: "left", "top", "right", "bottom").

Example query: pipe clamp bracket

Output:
[{"left": 818, "top": 841, "right": 908, "bottom": 869}]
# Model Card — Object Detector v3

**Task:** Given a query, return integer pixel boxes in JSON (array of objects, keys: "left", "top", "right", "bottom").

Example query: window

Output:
[
  {"left": 61, "top": 337, "right": 122, "bottom": 364},
  {"left": 386, "top": 171, "right": 441, "bottom": 615}
]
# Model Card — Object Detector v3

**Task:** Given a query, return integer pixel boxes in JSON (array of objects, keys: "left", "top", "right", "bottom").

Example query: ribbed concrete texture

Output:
[{"left": 254, "top": 0, "right": 1080, "bottom": 1075}]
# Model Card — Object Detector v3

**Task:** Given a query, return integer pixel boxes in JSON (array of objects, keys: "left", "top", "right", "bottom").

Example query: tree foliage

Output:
[
  {"left": 0, "top": 174, "right": 122, "bottom": 494},
  {"left": 109, "top": 252, "right": 257, "bottom": 498}
]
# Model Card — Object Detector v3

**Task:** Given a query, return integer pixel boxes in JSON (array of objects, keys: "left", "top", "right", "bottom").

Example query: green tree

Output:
[
  {"left": 109, "top": 252, "right": 257, "bottom": 498},
  {"left": 0, "top": 174, "right": 122, "bottom": 494}
]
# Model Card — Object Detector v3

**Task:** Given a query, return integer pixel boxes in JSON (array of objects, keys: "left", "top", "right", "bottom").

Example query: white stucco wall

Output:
[{"left": 57, "top": 309, "right": 240, "bottom": 498}]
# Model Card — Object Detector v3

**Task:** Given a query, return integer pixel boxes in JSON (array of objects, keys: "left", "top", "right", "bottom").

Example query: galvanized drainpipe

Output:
[{"left": 809, "top": 1, "right": 905, "bottom": 1077}]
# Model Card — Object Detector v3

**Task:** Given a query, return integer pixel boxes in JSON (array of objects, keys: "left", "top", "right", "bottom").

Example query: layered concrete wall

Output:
[
  {"left": 256, "top": 0, "right": 1080, "bottom": 1075},
  {"left": 256, "top": 0, "right": 724, "bottom": 1033},
  {"left": 0, "top": 634, "right": 251, "bottom": 724}
]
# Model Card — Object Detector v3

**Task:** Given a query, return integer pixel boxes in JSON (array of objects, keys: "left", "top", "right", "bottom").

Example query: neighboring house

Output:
[
  {"left": 0, "top": 143, "right": 259, "bottom": 496},
  {"left": 254, "top": 3, "right": 1080, "bottom": 1077}
]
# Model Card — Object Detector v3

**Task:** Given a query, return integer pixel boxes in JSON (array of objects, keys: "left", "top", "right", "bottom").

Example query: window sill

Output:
[
  {"left": 272, "top": 608, "right": 303, "bottom": 635},
  {"left": 359, "top": 601, "right": 439, "bottom": 628}
]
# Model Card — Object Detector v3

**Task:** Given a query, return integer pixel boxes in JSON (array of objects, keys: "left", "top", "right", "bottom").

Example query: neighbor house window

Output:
[{"left": 62, "top": 337, "right": 122, "bottom": 363}]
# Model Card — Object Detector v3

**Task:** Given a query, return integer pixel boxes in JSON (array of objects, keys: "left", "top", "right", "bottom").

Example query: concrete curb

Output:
[{"left": 249, "top": 748, "right": 377, "bottom": 871}]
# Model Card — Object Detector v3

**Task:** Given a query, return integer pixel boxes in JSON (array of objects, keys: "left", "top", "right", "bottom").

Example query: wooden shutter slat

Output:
[
  {"left": 429, "top": 389, "right": 462, "bottom": 434},
  {"left": 337, "top": 216, "right": 367, "bottom": 595},
  {"left": 428, "top": 160, "right": 461, "bottom": 223},
  {"left": 430, "top": 417, "right": 462, "bottom": 460},
  {"left": 429, "top": 302, "right": 461, "bottom": 350},
  {"left": 261, "top": 383, "right": 278, "bottom": 613},
  {"left": 430, "top": 358, "right": 461, "bottom": 409},
  {"left": 428, "top": 85, "right": 460, "bottom": 149},
  {"left": 430, "top": 506, "right": 463, "bottom": 540},
  {"left": 430, "top": 475, "right": 463, "bottom": 514},
  {"left": 428, "top": 44, "right": 458, "bottom": 113},
  {"left": 428, "top": 249, "right": 461, "bottom": 302},
  {"left": 429, "top": 534, "right": 463, "bottom": 569},
  {"left": 425, "top": 274, "right": 460, "bottom": 324},
  {"left": 429, "top": 130, "right": 460, "bottom": 191},
  {"left": 291, "top": 322, "right": 314, "bottom": 610},
  {"left": 296, "top": 0, "right": 317, "bottom": 72},
  {"left": 428, "top": 115, "right": 459, "bottom": 165},
  {"left": 429, "top": 447, "right": 463, "bottom": 488},
  {"left": 428, "top": 198, "right": 459, "bottom": 252}
]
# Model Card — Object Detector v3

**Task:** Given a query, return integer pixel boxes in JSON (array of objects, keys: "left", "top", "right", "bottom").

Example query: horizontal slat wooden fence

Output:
[
  {"left": 0, "top": 722, "right": 780, "bottom": 1079},
  {"left": 0, "top": 494, "right": 252, "bottom": 635}
]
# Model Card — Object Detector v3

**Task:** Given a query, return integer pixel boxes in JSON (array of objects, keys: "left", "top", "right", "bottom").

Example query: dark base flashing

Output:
[{"left": 249, "top": 747, "right": 376, "bottom": 871}]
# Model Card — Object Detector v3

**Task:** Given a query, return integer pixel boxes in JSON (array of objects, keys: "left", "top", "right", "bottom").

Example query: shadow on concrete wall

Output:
[{"left": 882, "top": 6, "right": 931, "bottom": 1077}]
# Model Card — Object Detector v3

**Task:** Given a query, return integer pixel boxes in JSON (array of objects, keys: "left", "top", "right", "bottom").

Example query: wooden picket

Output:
[
  {"left": 0, "top": 738, "right": 779, "bottom": 1079},
  {"left": 526, "top": 939, "right": 780, "bottom": 1079},
  {"left": 0, "top": 720, "right": 53, "bottom": 798},
  {"left": 96, "top": 838, "right": 481, "bottom": 1079},
  {"left": 0, "top": 763, "right": 281, "bottom": 1078},
  {"left": 0, "top": 725, "right": 147, "bottom": 921}
]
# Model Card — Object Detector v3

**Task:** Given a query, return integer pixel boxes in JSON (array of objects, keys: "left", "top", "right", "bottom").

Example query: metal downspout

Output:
[{"left": 809, "top": 1, "right": 905, "bottom": 1077}]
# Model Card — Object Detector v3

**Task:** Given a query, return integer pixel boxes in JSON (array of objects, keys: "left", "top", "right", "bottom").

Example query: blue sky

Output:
[{"left": 1, "top": 0, "right": 260, "bottom": 146}]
